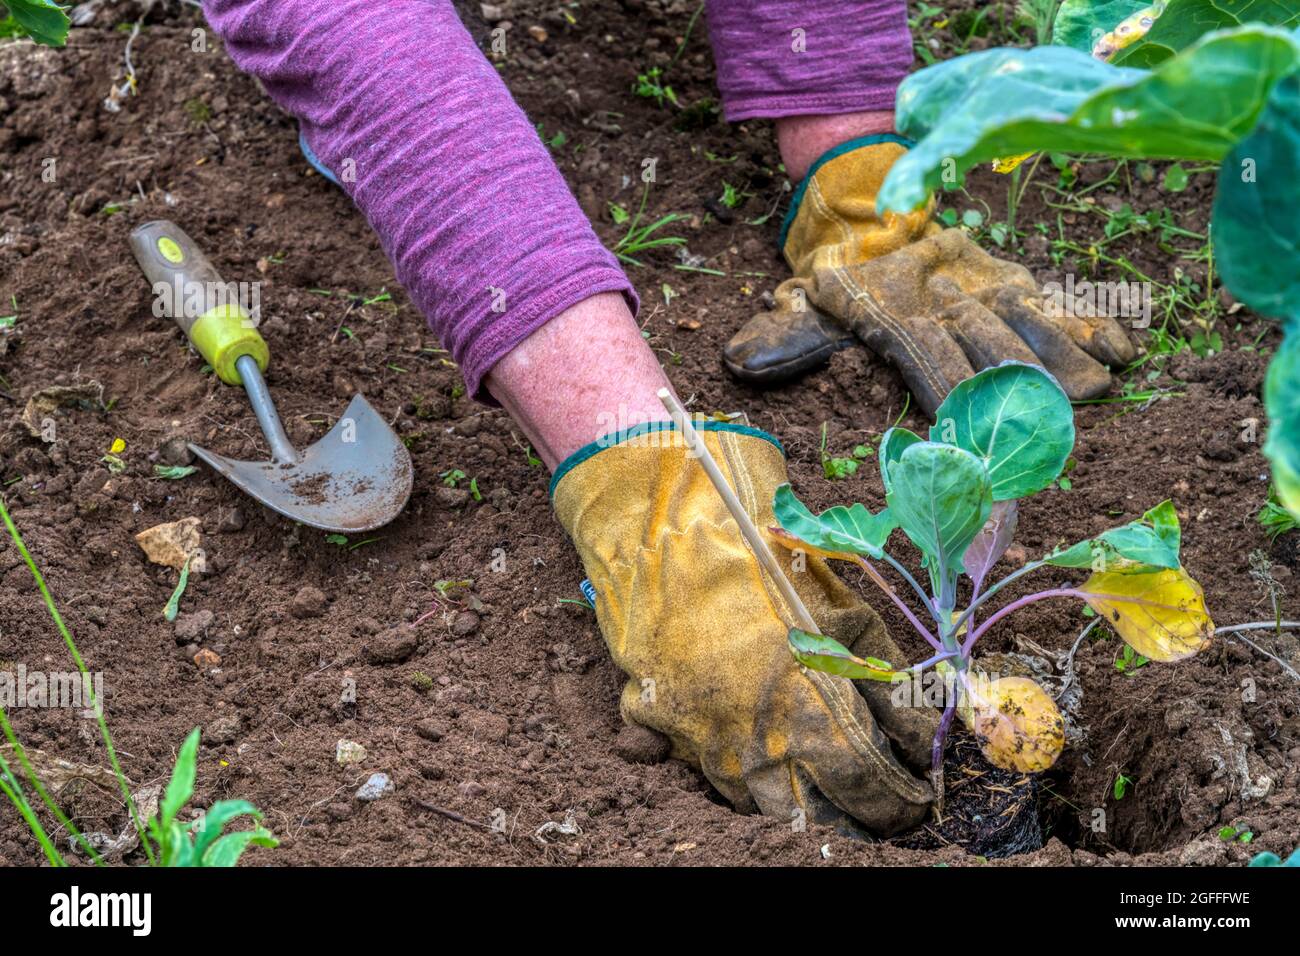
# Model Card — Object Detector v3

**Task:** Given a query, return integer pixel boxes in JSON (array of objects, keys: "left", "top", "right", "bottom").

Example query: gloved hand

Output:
[
  {"left": 724, "top": 136, "right": 1136, "bottom": 415},
  {"left": 552, "top": 422, "right": 936, "bottom": 835}
]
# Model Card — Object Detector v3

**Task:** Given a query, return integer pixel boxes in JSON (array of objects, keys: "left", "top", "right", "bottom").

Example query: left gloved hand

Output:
[{"left": 724, "top": 137, "right": 1136, "bottom": 416}]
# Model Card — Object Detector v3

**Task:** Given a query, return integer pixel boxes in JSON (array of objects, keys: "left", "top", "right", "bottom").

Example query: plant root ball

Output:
[{"left": 969, "top": 676, "right": 1064, "bottom": 773}]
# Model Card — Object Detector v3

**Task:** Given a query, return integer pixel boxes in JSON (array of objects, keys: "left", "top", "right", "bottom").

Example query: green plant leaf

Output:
[
  {"left": 772, "top": 484, "right": 896, "bottom": 559},
  {"left": 1114, "top": 0, "right": 1300, "bottom": 67},
  {"left": 931, "top": 362, "right": 1075, "bottom": 501},
  {"left": 1054, "top": 0, "right": 1154, "bottom": 52},
  {"left": 1046, "top": 499, "right": 1182, "bottom": 569},
  {"left": 162, "top": 556, "right": 192, "bottom": 622},
  {"left": 161, "top": 819, "right": 196, "bottom": 867},
  {"left": 201, "top": 827, "right": 279, "bottom": 867},
  {"left": 1212, "top": 68, "right": 1300, "bottom": 322},
  {"left": 191, "top": 799, "right": 263, "bottom": 859},
  {"left": 884, "top": 442, "right": 992, "bottom": 578},
  {"left": 153, "top": 465, "right": 198, "bottom": 480},
  {"left": 5, "top": 0, "right": 70, "bottom": 47},
  {"left": 1162, "top": 163, "right": 1190, "bottom": 191},
  {"left": 879, "top": 26, "right": 1300, "bottom": 213},
  {"left": 878, "top": 426, "right": 923, "bottom": 495},
  {"left": 787, "top": 628, "right": 900, "bottom": 681},
  {"left": 1263, "top": 325, "right": 1300, "bottom": 518},
  {"left": 1249, "top": 847, "right": 1300, "bottom": 866},
  {"left": 160, "top": 728, "right": 200, "bottom": 829}
]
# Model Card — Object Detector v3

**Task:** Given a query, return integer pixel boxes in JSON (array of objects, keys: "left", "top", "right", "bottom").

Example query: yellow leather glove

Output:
[
  {"left": 724, "top": 136, "right": 1136, "bottom": 415},
  {"left": 552, "top": 423, "right": 936, "bottom": 835}
]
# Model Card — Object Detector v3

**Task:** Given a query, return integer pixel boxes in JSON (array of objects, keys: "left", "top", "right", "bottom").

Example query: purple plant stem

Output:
[
  {"left": 858, "top": 558, "right": 944, "bottom": 652},
  {"left": 961, "top": 587, "right": 1088, "bottom": 657},
  {"left": 911, "top": 649, "right": 960, "bottom": 672},
  {"left": 932, "top": 695, "right": 958, "bottom": 775}
]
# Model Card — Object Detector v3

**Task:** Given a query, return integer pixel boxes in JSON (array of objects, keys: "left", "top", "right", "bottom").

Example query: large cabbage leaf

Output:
[{"left": 878, "top": 25, "right": 1300, "bottom": 213}]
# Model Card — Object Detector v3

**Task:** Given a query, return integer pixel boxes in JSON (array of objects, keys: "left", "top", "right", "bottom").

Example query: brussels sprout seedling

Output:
[{"left": 773, "top": 362, "right": 1213, "bottom": 781}]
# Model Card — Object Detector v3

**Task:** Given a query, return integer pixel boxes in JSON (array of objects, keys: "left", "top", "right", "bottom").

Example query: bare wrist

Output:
[{"left": 776, "top": 110, "right": 897, "bottom": 181}]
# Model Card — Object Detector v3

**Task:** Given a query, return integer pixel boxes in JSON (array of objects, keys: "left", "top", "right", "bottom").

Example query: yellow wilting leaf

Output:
[
  {"left": 109, "top": 437, "right": 126, "bottom": 454},
  {"left": 967, "top": 675, "right": 1065, "bottom": 773},
  {"left": 1081, "top": 566, "right": 1213, "bottom": 662},
  {"left": 1092, "top": 2, "right": 1165, "bottom": 62},
  {"left": 992, "top": 152, "right": 1034, "bottom": 174}
]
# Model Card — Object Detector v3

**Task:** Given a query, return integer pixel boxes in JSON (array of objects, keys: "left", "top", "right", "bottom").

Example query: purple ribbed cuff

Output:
[{"left": 705, "top": 0, "right": 912, "bottom": 121}]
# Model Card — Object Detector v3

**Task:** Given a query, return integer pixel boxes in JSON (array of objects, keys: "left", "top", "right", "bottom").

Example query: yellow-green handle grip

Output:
[{"left": 128, "top": 220, "right": 269, "bottom": 387}]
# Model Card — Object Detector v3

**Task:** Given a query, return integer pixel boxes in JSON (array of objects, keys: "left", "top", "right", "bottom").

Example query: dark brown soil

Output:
[
  {"left": 0, "top": 1, "right": 1296, "bottom": 867},
  {"left": 896, "top": 733, "right": 1043, "bottom": 860}
]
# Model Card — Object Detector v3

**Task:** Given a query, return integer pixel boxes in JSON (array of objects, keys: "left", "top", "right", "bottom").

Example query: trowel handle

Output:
[{"left": 129, "top": 219, "right": 269, "bottom": 388}]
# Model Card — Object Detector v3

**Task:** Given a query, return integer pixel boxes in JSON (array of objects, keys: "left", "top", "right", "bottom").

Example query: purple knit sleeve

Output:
[
  {"left": 704, "top": 0, "right": 913, "bottom": 121},
  {"left": 200, "top": 0, "right": 637, "bottom": 403}
]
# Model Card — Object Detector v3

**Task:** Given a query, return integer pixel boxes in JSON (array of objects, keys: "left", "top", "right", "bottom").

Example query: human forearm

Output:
[{"left": 201, "top": 0, "right": 636, "bottom": 402}]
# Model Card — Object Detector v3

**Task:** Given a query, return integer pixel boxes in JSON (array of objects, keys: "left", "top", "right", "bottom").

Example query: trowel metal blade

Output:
[{"left": 190, "top": 394, "right": 413, "bottom": 533}]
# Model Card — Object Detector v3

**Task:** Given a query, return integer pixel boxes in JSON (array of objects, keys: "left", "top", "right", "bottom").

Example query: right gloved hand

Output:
[
  {"left": 725, "top": 137, "right": 1136, "bottom": 415},
  {"left": 552, "top": 421, "right": 937, "bottom": 835}
]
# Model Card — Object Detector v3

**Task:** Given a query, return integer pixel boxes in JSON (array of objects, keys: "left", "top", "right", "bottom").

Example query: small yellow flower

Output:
[{"left": 109, "top": 438, "right": 126, "bottom": 454}]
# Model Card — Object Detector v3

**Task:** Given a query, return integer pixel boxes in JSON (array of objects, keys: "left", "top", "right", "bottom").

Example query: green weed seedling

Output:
[
  {"left": 0, "top": 496, "right": 276, "bottom": 867},
  {"left": 150, "top": 730, "right": 277, "bottom": 866},
  {"left": 1113, "top": 773, "right": 1134, "bottom": 800},
  {"left": 819, "top": 422, "right": 873, "bottom": 480},
  {"left": 775, "top": 362, "right": 1213, "bottom": 778}
]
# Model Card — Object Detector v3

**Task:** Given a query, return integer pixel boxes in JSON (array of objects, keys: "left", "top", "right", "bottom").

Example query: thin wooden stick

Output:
[{"left": 657, "top": 388, "right": 819, "bottom": 634}]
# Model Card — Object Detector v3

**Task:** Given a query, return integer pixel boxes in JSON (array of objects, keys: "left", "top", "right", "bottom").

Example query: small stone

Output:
[
  {"left": 365, "top": 627, "right": 417, "bottom": 664},
  {"left": 528, "top": 24, "right": 548, "bottom": 42},
  {"left": 457, "top": 780, "right": 487, "bottom": 798},
  {"left": 415, "top": 719, "right": 446, "bottom": 742},
  {"left": 435, "top": 485, "right": 470, "bottom": 509},
  {"left": 136, "top": 517, "right": 203, "bottom": 571},
  {"left": 83, "top": 605, "right": 108, "bottom": 626},
  {"left": 480, "top": 2, "right": 505, "bottom": 19},
  {"left": 451, "top": 610, "right": 480, "bottom": 636},
  {"left": 1179, "top": 836, "right": 1229, "bottom": 866},
  {"left": 218, "top": 508, "right": 247, "bottom": 533},
  {"left": 174, "top": 609, "right": 215, "bottom": 644},
  {"left": 289, "top": 585, "right": 328, "bottom": 619},
  {"left": 614, "top": 724, "right": 671, "bottom": 764},
  {"left": 158, "top": 435, "right": 195, "bottom": 467},
  {"left": 193, "top": 648, "right": 221, "bottom": 669},
  {"left": 204, "top": 714, "right": 241, "bottom": 744},
  {"left": 336, "top": 739, "right": 368, "bottom": 766},
  {"left": 355, "top": 772, "right": 394, "bottom": 802}
]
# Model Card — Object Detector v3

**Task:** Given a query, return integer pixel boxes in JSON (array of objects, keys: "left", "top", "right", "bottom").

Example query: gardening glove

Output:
[
  {"left": 724, "top": 137, "right": 1137, "bottom": 415},
  {"left": 552, "top": 423, "right": 937, "bottom": 836}
]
